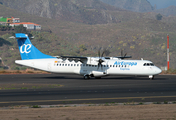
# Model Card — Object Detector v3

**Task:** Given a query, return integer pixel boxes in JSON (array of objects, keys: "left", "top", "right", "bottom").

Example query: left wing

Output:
[
  {"left": 57, "top": 56, "right": 104, "bottom": 66},
  {"left": 58, "top": 56, "right": 88, "bottom": 63}
]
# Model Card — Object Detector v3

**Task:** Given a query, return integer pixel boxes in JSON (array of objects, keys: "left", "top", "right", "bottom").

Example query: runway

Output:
[{"left": 0, "top": 74, "right": 176, "bottom": 107}]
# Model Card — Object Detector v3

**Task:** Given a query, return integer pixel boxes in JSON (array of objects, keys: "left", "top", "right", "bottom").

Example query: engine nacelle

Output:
[{"left": 91, "top": 71, "right": 107, "bottom": 77}]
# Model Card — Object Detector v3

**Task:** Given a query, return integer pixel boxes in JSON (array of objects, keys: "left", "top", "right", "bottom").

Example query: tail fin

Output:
[{"left": 15, "top": 33, "right": 55, "bottom": 60}]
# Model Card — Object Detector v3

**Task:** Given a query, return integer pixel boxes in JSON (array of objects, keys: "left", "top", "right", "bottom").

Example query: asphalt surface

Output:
[{"left": 0, "top": 74, "right": 176, "bottom": 107}]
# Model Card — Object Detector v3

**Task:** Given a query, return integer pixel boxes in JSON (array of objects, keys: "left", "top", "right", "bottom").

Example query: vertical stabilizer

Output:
[{"left": 15, "top": 33, "right": 55, "bottom": 60}]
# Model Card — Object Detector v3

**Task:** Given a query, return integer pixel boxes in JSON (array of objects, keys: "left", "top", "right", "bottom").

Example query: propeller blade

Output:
[
  {"left": 98, "top": 48, "right": 101, "bottom": 58},
  {"left": 101, "top": 64, "right": 103, "bottom": 70},
  {"left": 104, "top": 49, "right": 111, "bottom": 56},
  {"left": 121, "top": 49, "right": 123, "bottom": 56},
  {"left": 124, "top": 53, "right": 127, "bottom": 57},
  {"left": 97, "top": 63, "right": 100, "bottom": 70},
  {"left": 101, "top": 51, "right": 105, "bottom": 58}
]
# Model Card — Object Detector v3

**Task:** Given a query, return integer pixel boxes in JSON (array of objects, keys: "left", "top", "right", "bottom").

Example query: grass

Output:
[
  {"left": 162, "top": 69, "right": 176, "bottom": 74},
  {"left": 164, "top": 101, "right": 168, "bottom": 104},
  {"left": 139, "top": 102, "right": 144, "bottom": 105},
  {"left": 172, "top": 101, "right": 176, "bottom": 104},
  {"left": 153, "top": 102, "right": 162, "bottom": 104},
  {"left": 32, "top": 105, "right": 41, "bottom": 108}
]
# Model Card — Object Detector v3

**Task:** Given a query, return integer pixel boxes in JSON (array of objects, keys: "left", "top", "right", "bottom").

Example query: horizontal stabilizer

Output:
[{"left": 15, "top": 33, "right": 28, "bottom": 39}]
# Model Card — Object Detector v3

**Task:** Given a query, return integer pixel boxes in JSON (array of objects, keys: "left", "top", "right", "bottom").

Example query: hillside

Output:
[
  {"left": 0, "top": 0, "right": 123, "bottom": 25},
  {"left": 0, "top": 2, "right": 176, "bottom": 70},
  {"left": 100, "top": 0, "right": 154, "bottom": 12},
  {"left": 154, "top": 6, "right": 176, "bottom": 16},
  {"left": 100, "top": 0, "right": 176, "bottom": 17}
]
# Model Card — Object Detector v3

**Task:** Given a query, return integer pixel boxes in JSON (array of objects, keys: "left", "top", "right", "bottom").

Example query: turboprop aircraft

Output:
[{"left": 14, "top": 33, "right": 162, "bottom": 80}]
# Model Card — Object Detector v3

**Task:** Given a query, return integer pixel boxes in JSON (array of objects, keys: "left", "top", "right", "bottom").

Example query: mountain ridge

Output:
[
  {"left": 100, "top": 0, "right": 154, "bottom": 12},
  {"left": 0, "top": 0, "right": 124, "bottom": 25},
  {"left": 154, "top": 6, "right": 176, "bottom": 16}
]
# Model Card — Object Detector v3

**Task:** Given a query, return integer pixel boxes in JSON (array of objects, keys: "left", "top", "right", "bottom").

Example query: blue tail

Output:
[{"left": 15, "top": 33, "right": 55, "bottom": 60}]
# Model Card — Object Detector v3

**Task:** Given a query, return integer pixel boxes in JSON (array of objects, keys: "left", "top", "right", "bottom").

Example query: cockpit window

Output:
[{"left": 143, "top": 63, "right": 155, "bottom": 66}]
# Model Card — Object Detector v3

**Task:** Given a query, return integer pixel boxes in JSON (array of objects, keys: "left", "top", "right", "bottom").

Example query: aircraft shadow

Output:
[{"left": 34, "top": 75, "right": 167, "bottom": 81}]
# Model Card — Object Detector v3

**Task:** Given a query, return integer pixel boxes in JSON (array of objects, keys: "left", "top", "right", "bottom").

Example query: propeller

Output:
[
  {"left": 121, "top": 49, "right": 127, "bottom": 57},
  {"left": 97, "top": 48, "right": 105, "bottom": 70},
  {"left": 119, "top": 49, "right": 132, "bottom": 59}
]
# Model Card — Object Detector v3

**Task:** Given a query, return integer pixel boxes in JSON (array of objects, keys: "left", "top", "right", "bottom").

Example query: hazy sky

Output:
[{"left": 147, "top": 0, "right": 176, "bottom": 9}]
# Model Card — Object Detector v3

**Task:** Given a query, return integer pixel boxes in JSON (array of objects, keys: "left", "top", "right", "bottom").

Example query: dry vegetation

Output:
[
  {"left": 0, "top": 104, "right": 176, "bottom": 120},
  {"left": 0, "top": 69, "right": 49, "bottom": 74}
]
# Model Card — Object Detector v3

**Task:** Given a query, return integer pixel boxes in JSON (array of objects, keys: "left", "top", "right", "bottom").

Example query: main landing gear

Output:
[
  {"left": 83, "top": 75, "right": 102, "bottom": 80},
  {"left": 84, "top": 75, "right": 90, "bottom": 80},
  {"left": 149, "top": 75, "right": 154, "bottom": 80}
]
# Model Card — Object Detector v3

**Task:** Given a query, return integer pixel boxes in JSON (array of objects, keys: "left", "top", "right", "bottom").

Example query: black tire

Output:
[{"left": 84, "top": 75, "right": 90, "bottom": 80}]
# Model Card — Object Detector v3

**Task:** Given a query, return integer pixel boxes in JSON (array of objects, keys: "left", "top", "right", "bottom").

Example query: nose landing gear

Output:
[{"left": 149, "top": 75, "right": 154, "bottom": 80}]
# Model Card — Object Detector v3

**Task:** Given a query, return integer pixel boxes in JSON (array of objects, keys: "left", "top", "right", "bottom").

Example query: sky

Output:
[{"left": 147, "top": 0, "right": 176, "bottom": 9}]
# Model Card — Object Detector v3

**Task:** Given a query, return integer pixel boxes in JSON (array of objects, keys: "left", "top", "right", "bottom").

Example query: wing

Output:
[
  {"left": 115, "top": 56, "right": 132, "bottom": 59},
  {"left": 58, "top": 56, "right": 88, "bottom": 63}
]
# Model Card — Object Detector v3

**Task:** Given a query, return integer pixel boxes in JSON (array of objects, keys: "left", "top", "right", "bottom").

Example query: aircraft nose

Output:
[{"left": 155, "top": 67, "right": 162, "bottom": 74}]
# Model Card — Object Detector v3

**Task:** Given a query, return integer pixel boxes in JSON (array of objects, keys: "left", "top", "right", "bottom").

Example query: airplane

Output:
[{"left": 14, "top": 33, "right": 162, "bottom": 80}]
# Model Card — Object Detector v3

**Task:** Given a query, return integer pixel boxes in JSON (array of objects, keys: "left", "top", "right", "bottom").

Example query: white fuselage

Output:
[{"left": 15, "top": 57, "right": 162, "bottom": 78}]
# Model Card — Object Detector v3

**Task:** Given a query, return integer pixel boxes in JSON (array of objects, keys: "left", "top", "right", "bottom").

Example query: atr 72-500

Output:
[{"left": 14, "top": 33, "right": 162, "bottom": 79}]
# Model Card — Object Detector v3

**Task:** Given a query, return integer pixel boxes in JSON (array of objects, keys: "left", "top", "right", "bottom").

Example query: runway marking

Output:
[{"left": 0, "top": 96, "right": 176, "bottom": 104}]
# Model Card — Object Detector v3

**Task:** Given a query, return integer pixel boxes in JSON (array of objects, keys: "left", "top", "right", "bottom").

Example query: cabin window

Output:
[
  {"left": 110, "top": 65, "right": 112, "bottom": 67},
  {"left": 68, "top": 64, "right": 70, "bottom": 66},
  {"left": 65, "top": 64, "right": 67, "bottom": 66},
  {"left": 86, "top": 64, "right": 88, "bottom": 67},
  {"left": 143, "top": 63, "right": 155, "bottom": 66},
  {"left": 92, "top": 65, "right": 94, "bottom": 67},
  {"left": 150, "top": 63, "right": 154, "bottom": 66},
  {"left": 77, "top": 64, "right": 79, "bottom": 66},
  {"left": 57, "top": 64, "right": 58, "bottom": 66},
  {"left": 71, "top": 64, "right": 73, "bottom": 66},
  {"left": 113, "top": 65, "right": 115, "bottom": 67},
  {"left": 95, "top": 65, "right": 97, "bottom": 67},
  {"left": 74, "top": 64, "right": 76, "bottom": 66},
  {"left": 62, "top": 64, "right": 64, "bottom": 66}
]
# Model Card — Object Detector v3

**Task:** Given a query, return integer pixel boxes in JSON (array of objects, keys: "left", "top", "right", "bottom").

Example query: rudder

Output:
[{"left": 15, "top": 33, "right": 55, "bottom": 60}]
